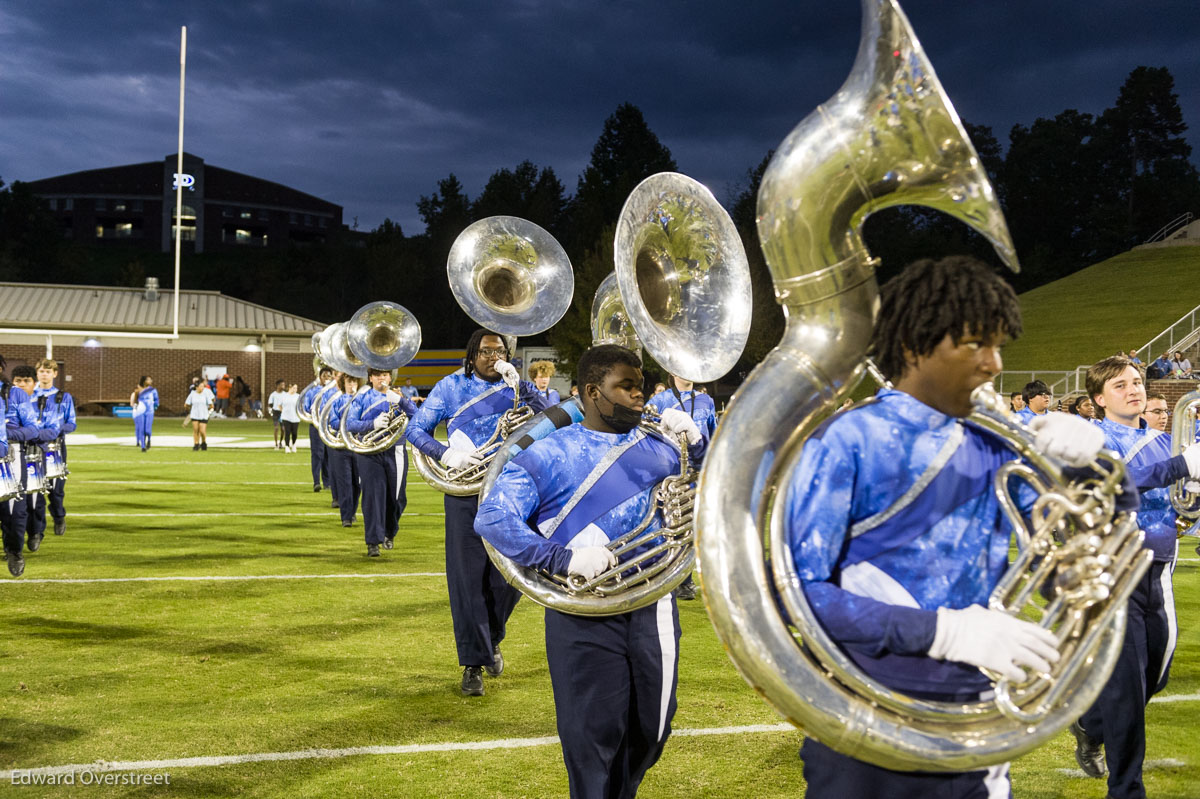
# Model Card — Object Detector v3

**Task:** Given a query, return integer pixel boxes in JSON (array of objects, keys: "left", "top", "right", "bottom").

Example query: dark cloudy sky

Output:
[{"left": 2, "top": 1, "right": 1198, "bottom": 234}]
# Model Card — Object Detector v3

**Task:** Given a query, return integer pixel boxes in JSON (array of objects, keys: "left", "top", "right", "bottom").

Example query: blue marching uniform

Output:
[
  {"left": 303, "top": 382, "right": 335, "bottom": 494},
  {"left": 535, "top": 387, "right": 561, "bottom": 406},
  {"left": 2, "top": 384, "right": 49, "bottom": 559},
  {"left": 1078, "top": 417, "right": 1184, "bottom": 799},
  {"left": 344, "top": 388, "right": 416, "bottom": 546},
  {"left": 133, "top": 386, "right": 158, "bottom": 450},
  {"left": 645, "top": 387, "right": 717, "bottom": 440},
  {"left": 407, "top": 372, "right": 547, "bottom": 668},
  {"left": 324, "top": 391, "right": 361, "bottom": 527},
  {"left": 1013, "top": 406, "right": 1043, "bottom": 425},
  {"left": 26, "top": 386, "right": 75, "bottom": 543},
  {"left": 785, "top": 389, "right": 1028, "bottom": 797},
  {"left": 476, "top": 421, "right": 706, "bottom": 799}
]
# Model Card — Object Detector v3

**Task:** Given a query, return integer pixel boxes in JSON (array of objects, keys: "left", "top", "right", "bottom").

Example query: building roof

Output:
[{"left": 0, "top": 282, "right": 325, "bottom": 336}]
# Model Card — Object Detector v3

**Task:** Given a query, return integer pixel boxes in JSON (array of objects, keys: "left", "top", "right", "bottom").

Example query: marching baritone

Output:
[
  {"left": 783, "top": 258, "right": 1119, "bottom": 797},
  {"left": 344, "top": 369, "right": 416, "bottom": 555},
  {"left": 1, "top": 356, "right": 55, "bottom": 577},
  {"left": 303, "top": 366, "right": 335, "bottom": 494},
  {"left": 475, "top": 344, "right": 706, "bottom": 799},
  {"left": 131, "top": 376, "right": 158, "bottom": 451},
  {"left": 405, "top": 330, "right": 549, "bottom": 696},
  {"left": 22, "top": 361, "right": 77, "bottom": 547}
]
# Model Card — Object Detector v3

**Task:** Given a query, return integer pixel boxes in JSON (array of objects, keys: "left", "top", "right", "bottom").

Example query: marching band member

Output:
[
  {"left": 131, "top": 376, "right": 158, "bottom": 451},
  {"left": 528, "top": 360, "right": 560, "bottom": 405},
  {"left": 784, "top": 258, "right": 1112, "bottom": 797},
  {"left": 1071, "top": 355, "right": 1195, "bottom": 799},
  {"left": 1, "top": 356, "right": 54, "bottom": 577},
  {"left": 646, "top": 373, "right": 718, "bottom": 601},
  {"left": 345, "top": 368, "right": 416, "bottom": 555},
  {"left": 475, "top": 343, "right": 705, "bottom": 798},
  {"left": 325, "top": 373, "right": 363, "bottom": 529},
  {"left": 0, "top": 387, "right": 9, "bottom": 571},
  {"left": 303, "top": 367, "right": 335, "bottom": 494},
  {"left": 32, "top": 359, "right": 75, "bottom": 540},
  {"left": 406, "top": 330, "right": 548, "bottom": 696}
]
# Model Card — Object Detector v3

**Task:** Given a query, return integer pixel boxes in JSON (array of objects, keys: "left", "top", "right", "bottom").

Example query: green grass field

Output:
[{"left": 2, "top": 417, "right": 1199, "bottom": 797}]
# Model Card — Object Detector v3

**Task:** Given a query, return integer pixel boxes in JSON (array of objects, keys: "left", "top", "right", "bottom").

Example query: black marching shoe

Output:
[
  {"left": 6, "top": 550, "right": 25, "bottom": 578},
  {"left": 484, "top": 645, "right": 503, "bottom": 678},
  {"left": 54, "top": 518, "right": 66, "bottom": 536},
  {"left": 382, "top": 537, "right": 394, "bottom": 550},
  {"left": 1070, "top": 721, "right": 1106, "bottom": 778},
  {"left": 342, "top": 520, "right": 354, "bottom": 528},
  {"left": 331, "top": 499, "right": 339, "bottom": 508},
  {"left": 366, "top": 543, "right": 380, "bottom": 557},
  {"left": 460, "top": 666, "right": 484, "bottom": 697},
  {"left": 675, "top": 581, "right": 698, "bottom": 601},
  {"left": 26, "top": 533, "right": 43, "bottom": 553},
  {"left": 193, "top": 444, "right": 200, "bottom": 451},
  {"left": 313, "top": 484, "right": 322, "bottom": 493}
]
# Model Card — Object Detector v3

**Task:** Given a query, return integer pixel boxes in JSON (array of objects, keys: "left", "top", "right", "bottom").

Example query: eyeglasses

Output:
[
  {"left": 1145, "top": 409, "right": 1169, "bottom": 416},
  {"left": 478, "top": 348, "right": 508, "bottom": 359}
]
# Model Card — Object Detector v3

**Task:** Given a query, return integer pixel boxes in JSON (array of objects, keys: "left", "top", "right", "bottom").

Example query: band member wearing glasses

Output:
[
  {"left": 1, "top": 355, "right": 54, "bottom": 578},
  {"left": 476, "top": 343, "right": 704, "bottom": 798},
  {"left": 784, "top": 258, "right": 1116, "bottom": 797},
  {"left": 345, "top": 369, "right": 416, "bottom": 555},
  {"left": 131, "top": 376, "right": 158, "bottom": 451},
  {"left": 303, "top": 366, "right": 336, "bottom": 495},
  {"left": 406, "top": 330, "right": 549, "bottom": 696}
]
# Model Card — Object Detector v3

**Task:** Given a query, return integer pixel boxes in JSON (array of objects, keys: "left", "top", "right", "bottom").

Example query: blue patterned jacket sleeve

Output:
[
  {"left": 0, "top": 397, "right": 7, "bottom": 458},
  {"left": 5, "top": 385, "right": 42, "bottom": 442},
  {"left": 405, "top": 377, "right": 453, "bottom": 459}
]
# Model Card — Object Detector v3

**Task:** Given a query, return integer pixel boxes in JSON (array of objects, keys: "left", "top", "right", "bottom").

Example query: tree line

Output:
[{"left": 1, "top": 66, "right": 1196, "bottom": 383}]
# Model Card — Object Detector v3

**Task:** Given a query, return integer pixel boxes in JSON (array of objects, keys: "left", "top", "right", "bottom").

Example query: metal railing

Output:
[
  {"left": 1145, "top": 212, "right": 1194, "bottom": 244},
  {"left": 993, "top": 370, "right": 1087, "bottom": 397},
  {"left": 1138, "top": 306, "right": 1200, "bottom": 364}
]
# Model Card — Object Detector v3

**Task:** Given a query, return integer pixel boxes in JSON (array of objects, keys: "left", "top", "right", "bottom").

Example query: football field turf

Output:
[{"left": 2, "top": 418, "right": 1198, "bottom": 797}]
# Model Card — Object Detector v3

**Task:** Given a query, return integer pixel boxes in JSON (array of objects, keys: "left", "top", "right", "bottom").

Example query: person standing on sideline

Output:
[
  {"left": 1071, "top": 356, "right": 1198, "bottom": 799},
  {"left": 303, "top": 367, "right": 335, "bottom": 493},
  {"left": 131, "top": 376, "right": 159, "bottom": 451},
  {"left": 267, "top": 379, "right": 287, "bottom": 449},
  {"left": 406, "top": 330, "right": 548, "bottom": 696},
  {"left": 325, "top": 373, "right": 363, "bottom": 528},
  {"left": 346, "top": 369, "right": 417, "bottom": 555},
  {"left": 184, "top": 379, "right": 213, "bottom": 451},
  {"left": 475, "top": 344, "right": 705, "bottom": 798},
  {"left": 277, "top": 383, "right": 302, "bottom": 453},
  {"left": 214, "top": 373, "right": 232, "bottom": 417},
  {"left": 645, "top": 372, "right": 718, "bottom": 601},
  {"left": 528, "top": 360, "right": 561, "bottom": 405}
]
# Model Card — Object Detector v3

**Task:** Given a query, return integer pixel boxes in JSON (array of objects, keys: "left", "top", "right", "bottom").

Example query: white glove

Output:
[
  {"left": 927, "top": 605, "right": 1060, "bottom": 682},
  {"left": 567, "top": 546, "right": 618, "bottom": 580},
  {"left": 372, "top": 414, "right": 389, "bottom": 430},
  {"left": 1185, "top": 479, "right": 1200, "bottom": 494},
  {"left": 659, "top": 407, "right": 702, "bottom": 445},
  {"left": 1028, "top": 412, "right": 1105, "bottom": 467},
  {"left": 494, "top": 359, "right": 520, "bottom": 388},
  {"left": 440, "top": 448, "right": 482, "bottom": 471},
  {"left": 1183, "top": 442, "right": 1200, "bottom": 479}
]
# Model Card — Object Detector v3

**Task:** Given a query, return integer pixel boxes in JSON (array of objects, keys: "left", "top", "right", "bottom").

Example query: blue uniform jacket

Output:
[
  {"left": 646, "top": 388, "right": 718, "bottom": 439},
  {"left": 33, "top": 386, "right": 76, "bottom": 439},
  {"left": 4, "top": 383, "right": 50, "bottom": 443},
  {"left": 344, "top": 387, "right": 418, "bottom": 436},
  {"left": 406, "top": 372, "right": 547, "bottom": 460}
]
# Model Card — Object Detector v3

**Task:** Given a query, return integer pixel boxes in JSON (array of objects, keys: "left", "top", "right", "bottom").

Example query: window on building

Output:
[
  {"left": 173, "top": 205, "right": 197, "bottom": 242},
  {"left": 95, "top": 224, "right": 104, "bottom": 238},
  {"left": 64, "top": 199, "right": 73, "bottom": 211},
  {"left": 319, "top": 217, "right": 327, "bottom": 228},
  {"left": 95, "top": 199, "right": 107, "bottom": 211},
  {"left": 289, "top": 212, "right": 298, "bottom": 225},
  {"left": 304, "top": 214, "right": 313, "bottom": 226},
  {"left": 47, "top": 198, "right": 57, "bottom": 211},
  {"left": 132, "top": 200, "right": 143, "bottom": 213},
  {"left": 222, "top": 207, "right": 233, "bottom": 218},
  {"left": 258, "top": 209, "right": 269, "bottom": 221},
  {"left": 114, "top": 201, "right": 128, "bottom": 212},
  {"left": 116, "top": 222, "right": 133, "bottom": 238},
  {"left": 240, "top": 210, "right": 252, "bottom": 220}
]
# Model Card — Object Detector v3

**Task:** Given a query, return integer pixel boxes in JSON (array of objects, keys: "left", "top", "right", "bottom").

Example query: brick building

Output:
[{"left": 0, "top": 281, "right": 324, "bottom": 414}]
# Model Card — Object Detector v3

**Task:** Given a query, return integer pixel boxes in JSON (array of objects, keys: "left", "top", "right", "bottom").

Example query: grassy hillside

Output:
[{"left": 1002, "top": 246, "right": 1200, "bottom": 373}]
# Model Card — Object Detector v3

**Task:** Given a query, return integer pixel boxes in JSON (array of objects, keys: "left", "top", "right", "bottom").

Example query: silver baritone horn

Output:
[
  {"left": 410, "top": 216, "right": 574, "bottom": 496},
  {"left": 340, "top": 301, "right": 423, "bottom": 454},
  {"left": 480, "top": 173, "right": 751, "bottom": 615},
  {"left": 694, "top": 0, "right": 1149, "bottom": 772}
]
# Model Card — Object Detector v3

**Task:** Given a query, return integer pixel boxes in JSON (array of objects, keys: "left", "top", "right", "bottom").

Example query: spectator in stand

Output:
[
  {"left": 1171, "top": 352, "right": 1193, "bottom": 379},
  {"left": 1015, "top": 380, "right": 1051, "bottom": 424},
  {"left": 1128, "top": 350, "right": 1143, "bottom": 366},
  {"left": 214, "top": 374, "right": 232, "bottom": 416},
  {"left": 1009, "top": 392, "right": 1026, "bottom": 413},
  {"left": 1070, "top": 395, "right": 1096, "bottom": 420},
  {"left": 1143, "top": 393, "right": 1170, "bottom": 432},
  {"left": 1147, "top": 352, "right": 1172, "bottom": 380}
]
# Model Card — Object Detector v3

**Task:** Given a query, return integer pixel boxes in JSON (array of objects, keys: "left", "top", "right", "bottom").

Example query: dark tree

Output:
[
  {"left": 0, "top": 178, "right": 63, "bottom": 282},
  {"left": 472, "top": 161, "right": 568, "bottom": 240},
  {"left": 728, "top": 152, "right": 784, "bottom": 370}
]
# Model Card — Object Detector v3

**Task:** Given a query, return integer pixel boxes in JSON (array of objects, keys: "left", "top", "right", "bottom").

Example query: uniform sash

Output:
[{"left": 447, "top": 382, "right": 511, "bottom": 437}]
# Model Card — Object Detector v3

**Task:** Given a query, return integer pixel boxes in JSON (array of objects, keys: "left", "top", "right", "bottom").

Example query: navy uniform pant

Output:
[
  {"left": 1, "top": 449, "right": 28, "bottom": 555},
  {"left": 308, "top": 424, "right": 331, "bottom": 493},
  {"left": 444, "top": 493, "right": 519, "bottom": 667},
  {"left": 545, "top": 596, "right": 681, "bottom": 799},
  {"left": 328, "top": 447, "right": 361, "bottom": 526},
  {"left": 800, "top": 739, "right": 1011, "bottom": 798},
  {"left": 1078, "top": 557, "right": 1176, "bottom": 799},
  {"left": 355, "top": 444, "right": 407, "bottom": 544}
]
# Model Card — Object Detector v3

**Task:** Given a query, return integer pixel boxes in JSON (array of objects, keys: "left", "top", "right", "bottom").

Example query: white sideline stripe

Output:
[
  {"left": 0, "top": 724, "right": 796, "bottom": 779},
  {"left": 1055, "top": 758, "right": 1186, "bottom": 776},
  {"left": 1, "top": 572, "right": 446, "bottom": 585},
  {"left": 87, "top": 480, "right": 337, "bottom": 486},
  {"left": 1149, "top": 691, "right": 1200, "bottom": 703},
  {"left": 67, "top": 512, "right": 444, "bottom": 518}
]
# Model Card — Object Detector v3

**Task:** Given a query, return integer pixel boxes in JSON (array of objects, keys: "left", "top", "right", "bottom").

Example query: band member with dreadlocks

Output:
[
  {"left": 1, "top": 356, "right": 54, "bottom": 577},
  {"left": 784, "top": 257, "right": 1118, "bottom": 797},
  {"left": 406, "top": 329, "right": 548, "bottom": 696}
]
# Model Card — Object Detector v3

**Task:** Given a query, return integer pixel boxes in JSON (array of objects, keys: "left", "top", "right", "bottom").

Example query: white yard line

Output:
[
  {"left": 0, "top": 572, "right": 446, "bottom": 585},
  {"left": 0, "top": 724, "right": 796, "bottom": 780},
  {"left": 64, "top": 512, "right": 443, "bottom": 518}
]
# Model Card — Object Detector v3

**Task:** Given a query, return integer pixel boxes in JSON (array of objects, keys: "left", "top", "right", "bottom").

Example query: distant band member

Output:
[
  {"left": 528, "top": 360, "right": 560, "bottom": 405},
  {"left": 303, "top": 367, "right": 335, "bottom": 493},
  {"left": 325, "top": 373, "right": 363, "bottom": 528},
  {"left": 131, "top": 376, "right": 159, "bottom": 451},
  {"left": 406, "top": 330, "right": 548, "bottom": 696},
  {"left": 346, "top": 369, "right": 417, "bottom": 555},
  {"left": 19, "top": 360, "right": 76, "bottom": 547},
  {"left": 1, "top": 355, "right": 52, "bottom": 577},
  {"left": 475, "top": 344, "right": 705, "bottom": 798}
]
